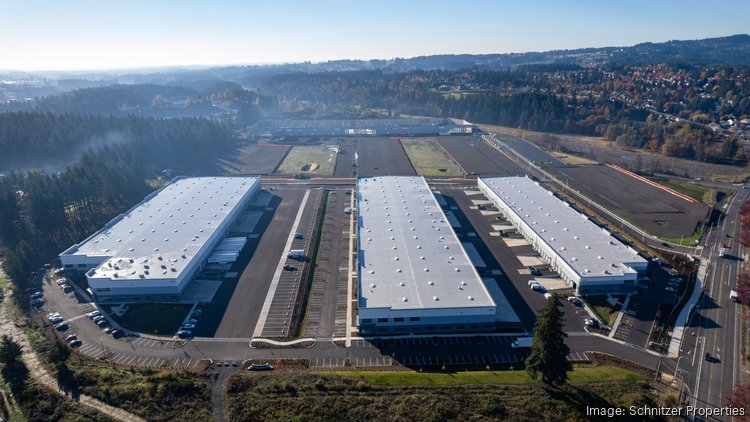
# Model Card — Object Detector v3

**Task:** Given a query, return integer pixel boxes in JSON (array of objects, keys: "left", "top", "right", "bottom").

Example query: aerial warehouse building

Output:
[
  {"left": 357, "top": 176, "right": 497, "bottom": 335},
  {"left": 478, "top": 176, "right": 647, "bottom": 294},
  {"left": 59, "top": 177, "right": 260, "bottom": 302}
]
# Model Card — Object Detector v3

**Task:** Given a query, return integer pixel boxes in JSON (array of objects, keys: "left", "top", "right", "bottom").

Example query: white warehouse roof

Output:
[
  {"left": 479, "top": 176, "right": 645, "bottom": 278},
  {"left": 358, "top": 176, "right": 495, "bottom": 310},
  {"left": 61, "top": 177, "right": 259, "bottom": 282}
]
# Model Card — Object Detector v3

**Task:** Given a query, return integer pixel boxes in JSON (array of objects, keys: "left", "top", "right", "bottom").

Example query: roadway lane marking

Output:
[{"left": 253, "top": 189, "right": 311, "bottom": 337}]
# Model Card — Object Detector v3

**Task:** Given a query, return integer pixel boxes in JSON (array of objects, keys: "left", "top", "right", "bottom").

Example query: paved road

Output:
[{"left": 677, "top": 184, "right": 749, "bottom": 418}]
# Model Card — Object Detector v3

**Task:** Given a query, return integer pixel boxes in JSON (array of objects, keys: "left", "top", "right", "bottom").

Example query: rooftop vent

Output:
[
  {"left": 433, "top": 296, "right": 439, "bottom": 301},
  {"left": 402, "top": 297, "right": 408, "bottom": 302}
]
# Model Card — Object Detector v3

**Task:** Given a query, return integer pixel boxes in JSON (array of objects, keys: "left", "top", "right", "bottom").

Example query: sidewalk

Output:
[{"left": 667, "top": 260, "right": 707, "bottom": 357}]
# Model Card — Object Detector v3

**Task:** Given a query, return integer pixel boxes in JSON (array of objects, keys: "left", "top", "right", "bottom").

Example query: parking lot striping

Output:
[{"left": 253, "top": 189, "right": 312, "bottom": 337}]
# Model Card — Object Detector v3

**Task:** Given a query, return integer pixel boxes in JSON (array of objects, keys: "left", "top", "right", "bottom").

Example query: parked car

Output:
[
  {"left": 177, "top": 330, "right": 192, "bottom": 338},
  {"left": 248, "top": 363, "right": 274, "bottom": 371},
  {"left": 62, "top": 285, "right": 74, "bottom": 294},
  {"left": 283, "top": 265, "right": 298, "bottom": 271},
  {"left": 186, "top": 318, "right": 199, "bottom": 324},
  {"left": 68, "top": 339, "right": 82, "bottom": 348},
  {"left": 55, "top": 322, "right": 69, "bottom": 331},
  {"left": 65, "top": 334, "right": 77, "bottom": 342},
  {"left": 86, "top": 310, "right": 101, "bottom": 318},
  {"left": 344, "top": 207, "right": 352, "bottom": 214},
  {"left": 96, "top": 319, "right": 109, "bottom": 328},
  {"left": 92, "top": 315, "right": 105, "bottom": 322},
  {"left": 110, "top": 329, "right": 123, "bottom": 338},
  {"left": 527, "top": 280, "right": 538, "bottom": 286},
  {"left": 584, "top": 317, "right": 599, "bottom": 328},
  {"left": 294, "top": 232, "right": 303, "bottom": 239},
  {"left": 55, "top": 278, "right": 67, "bottom": 285},
  {"left": 531, "top": 284, "right": 545, "bottom": 292},
  {"left": 181, "top": 323, "right": 196, "bottom": 330},
  {"left": 543, "top": 292, "right": 553, "bottom": 300},
  {"left": 31, "top": 298, "right": 45, "bottom": 307},
  {"left": 665, "top": 286, "right": 678, "bottom": 294},
  {"left": 103, "top": 327, "right": 114, "bottom": 334},
  {"left": 30, "top": 291, "right": 43, "bottom": 299},
  {"left": 528, "top": 266, "right": 542, "bottom": 276}
]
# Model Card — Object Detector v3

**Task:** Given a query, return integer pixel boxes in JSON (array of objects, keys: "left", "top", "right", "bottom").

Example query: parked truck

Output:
[{"left": 730, "top": 290, "right": 739, "bottom": 302}]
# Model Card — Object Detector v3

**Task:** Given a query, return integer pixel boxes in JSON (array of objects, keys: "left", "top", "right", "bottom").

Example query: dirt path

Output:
[{"left": 0, "top": 276, "right": 145, "bottom": 422}]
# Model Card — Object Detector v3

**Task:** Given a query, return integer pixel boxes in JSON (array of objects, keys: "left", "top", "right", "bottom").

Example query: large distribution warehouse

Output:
[
  {"left": 357, "top": 176, "right": 498, "bottom": 335},
  {"left": 478, "top": 176, "right": 647, "bottom": 294},
  {"left": 60, "top": 176, "right": 260, "bottom": 301}
]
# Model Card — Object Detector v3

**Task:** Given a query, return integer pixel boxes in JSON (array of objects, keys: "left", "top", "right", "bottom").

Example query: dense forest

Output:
[{"left": 0, "top": 112, "right": 237, "bottom": 281}]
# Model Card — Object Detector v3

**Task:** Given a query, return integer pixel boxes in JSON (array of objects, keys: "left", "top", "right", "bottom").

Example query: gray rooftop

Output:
[
  {"left": 358, "top": 176, "right": 495, "bottom": 310},
  {"left": 63, "top": 177, "right": 259, "bottom": 281},
  {"left": 480, "top": 177, "right": 645, "bottom": 277}
]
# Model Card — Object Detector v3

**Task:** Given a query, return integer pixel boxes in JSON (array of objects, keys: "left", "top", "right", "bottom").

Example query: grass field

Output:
[
  {"left": 584, "top": 295, "right": 623, "bottom": 326},
  {"left": 550, "top": 151, "right": 599, "bottom": 165},
  {"left": 327, "top": 365, "right": 646, "bottom": 385},
  {"left": 656, "top": 179, "right": 711, "bottom": 203},
  {"left": 226, "top": 372, "right": 660, "bottom": 421},
  {"left": 108, "top": 303, "right": 192, "bottom": 335},
  {"left": 400, "top": 138, "right": 463, "bottom": 176},
  {"left": 277, "top": 145, "right": 337, "bottom": 176}
]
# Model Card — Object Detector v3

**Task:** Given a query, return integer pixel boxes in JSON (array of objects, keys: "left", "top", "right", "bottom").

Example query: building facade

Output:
[
  {"left": 478, "top": 177, "right": 647, "bottom": 294},
  {"left": 59, "top": 177, "right": 260, "bottom": 301}
]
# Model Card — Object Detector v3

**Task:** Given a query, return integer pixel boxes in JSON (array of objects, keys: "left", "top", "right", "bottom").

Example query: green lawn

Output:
[
  {"left": 656, "top": 179, "right": 710, "bottom": 202},
  {"left": 327, "top": 365, "right": 645, "bottom": 385},
  {"left": 107, "top": 303, "right": 192, "bottom": 335},
  {"left": 400, "top": 138, "right": 463, "bottom": 176},
  {"left": 276, "top": 145, "right": 337, "bottom": 176},
  {"left": 584, "top": 295, "right": 622, "bottom": 326},
  {"left": 660, "top": 223, "right": 703, "bottom": 246}
]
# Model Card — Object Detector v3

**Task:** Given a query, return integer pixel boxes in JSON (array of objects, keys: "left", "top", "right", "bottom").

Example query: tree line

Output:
[{"left": 0, "top": 112, "right": 237, "bottom": 282}]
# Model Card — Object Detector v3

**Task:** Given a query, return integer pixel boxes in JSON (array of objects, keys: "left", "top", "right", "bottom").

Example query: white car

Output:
[
  {"left": 544, "top": 293, "right": 554, "bottom": 300},
  {"left": 86, "top": 310, "right": 101, "bottom": 318}
]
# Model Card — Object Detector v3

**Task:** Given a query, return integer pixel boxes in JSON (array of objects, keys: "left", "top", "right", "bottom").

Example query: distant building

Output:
[
  {"left": 479, "top": 176, "right": 647, "bottom": 294},
  {"left": 356, "top": 176, "right": 502, "bottom": 335},
  {"left": 59, "top": 177, "right": 260, "bottom": 301},
  {"left": 247, "top": 118, "right": 473, "bottom": 138}
]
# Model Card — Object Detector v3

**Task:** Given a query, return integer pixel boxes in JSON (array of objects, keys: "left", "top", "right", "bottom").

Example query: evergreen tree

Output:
[{"left": 525, "top": 295, "right": 570, "bottom": 385}]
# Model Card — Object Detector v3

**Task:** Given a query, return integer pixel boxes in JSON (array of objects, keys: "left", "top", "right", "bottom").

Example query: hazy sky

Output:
[{"left": 1, "top": 0, "right": 748, "bottom": 71}]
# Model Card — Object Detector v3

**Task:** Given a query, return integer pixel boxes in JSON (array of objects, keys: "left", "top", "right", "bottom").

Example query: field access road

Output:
[{"left": 676, "top": 183, "right": 749, "bottom": 418}]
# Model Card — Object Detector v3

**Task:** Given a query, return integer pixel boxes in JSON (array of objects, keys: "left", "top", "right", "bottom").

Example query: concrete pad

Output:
[
  {"left": 181, "top": 279, "right": 223, "bottom": 303},
  {"left": 503, "top": 238, "right": 530, "bottom": 247},
  {"left": 461, "top": 242, "right": 486, "bottom": 268},
  {"left": 489, "top": 232, "right": 500, "bottom": 237},
  {"left": 231, "top": 210, "right": 264, "bottom": 234},
  {"left": 480, "top": 210, "right": 501, "bottom": 216},
  {"left": 471, "top": 199, "right": 493, "bottom": 206},
  {"left": 444, "top": 210, "right": 462, "bottom": 228},
  {"left": 517, "top": 268, "right": 532, "bottom": 275},
  {"left": 491, "top": 224, "right": 514, "bottom": 231},
  {"left": 250, "top": 191, "right": 273, "bottom": 207},
  {"left": 481, "top": 278, "right": 521, "bottom": 324},
  {"left": 464, "top": 190, "right": 483, "bottom": 196},
  {"left": 516, "top": 255, "right": 546, "bottom": 266},
  {"left": 533, "top": 277, "right": 571, "bottom": 292}
]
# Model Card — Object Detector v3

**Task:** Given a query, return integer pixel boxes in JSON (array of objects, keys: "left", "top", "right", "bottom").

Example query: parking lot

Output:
[
  {"left": 257, "top": 188, "right": 324, "bottom": 337},
  {"left": 302, "top": 189, "right": 352, "bottom": 338}
]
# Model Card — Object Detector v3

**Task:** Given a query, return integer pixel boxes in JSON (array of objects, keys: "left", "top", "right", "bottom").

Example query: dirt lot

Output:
[
  {"left": 478, "top": 123, "right": 749, "bottom": 182},
  {"left": 546, "top": 164, "right": 709, "bottom": 238},
  {"left": 219, "top": 143, "right": 290, "bottom": 175},
  {"left": 353, "top": 137, "right": 416, "bottom": 176},
  {"left": 437, "top": 137, "right": 523, "bottom": 176}
]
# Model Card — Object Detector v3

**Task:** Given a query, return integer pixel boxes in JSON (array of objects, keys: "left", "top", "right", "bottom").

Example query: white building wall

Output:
[{"left": 478, "top": 178, "right": 639, "bottom": 295}]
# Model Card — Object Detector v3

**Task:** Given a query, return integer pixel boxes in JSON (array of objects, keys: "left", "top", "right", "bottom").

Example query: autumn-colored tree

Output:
[{"left": 727, "top": 381, "right": 750, "bottom": 422}]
